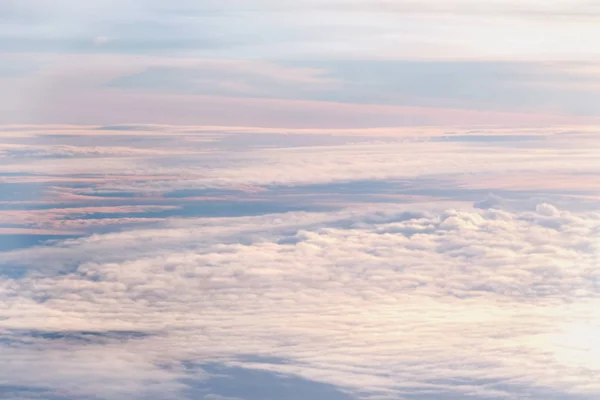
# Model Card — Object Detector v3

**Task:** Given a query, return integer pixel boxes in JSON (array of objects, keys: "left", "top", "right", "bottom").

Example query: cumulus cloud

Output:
[
  {"left": 1, "top": 203, "right": 600, "bottom": 398},
  {"left": 0, "top": 125, "right": 598, "bottom": 399},
  {"left": 3, "top": 2, "right": 600, "bottom": 399}
]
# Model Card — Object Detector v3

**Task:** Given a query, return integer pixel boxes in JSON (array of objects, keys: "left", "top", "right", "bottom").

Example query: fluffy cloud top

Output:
[
  {"left": 1, "top": 202, "right": 600, "bottom": 399},
  {"left": 0, "top": 125, "right": 599, "bottom": 399}
]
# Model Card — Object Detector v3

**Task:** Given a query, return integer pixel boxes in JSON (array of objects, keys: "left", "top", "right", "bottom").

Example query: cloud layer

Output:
[
  {"left": 3, "top": 1, "right": 600, "bottom": 397},
  {"left": 3, "top": 0, "right": 600, "bottom": 126},
  {"left": 1, "top": 124, "right": 599, "bottom": 399},
  {"left": 1, "top": 202, "right": 600, "bottom": 399}
]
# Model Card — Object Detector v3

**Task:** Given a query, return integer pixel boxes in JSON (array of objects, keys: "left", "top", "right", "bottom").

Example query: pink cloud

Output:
[
  {"left": 3, "top": 53, "right": 600, "bottom": 128},
  {"left": 11, "top": 87, "right": 599, "bottom": 128}
]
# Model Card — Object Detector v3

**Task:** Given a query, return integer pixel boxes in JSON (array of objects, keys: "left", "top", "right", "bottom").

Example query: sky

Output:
[
  {"left": 1, "top": 1, "right": 600, "bottom": 400},
  {"left": 3, "top": 0, "right": 600, "bottom": 127}
]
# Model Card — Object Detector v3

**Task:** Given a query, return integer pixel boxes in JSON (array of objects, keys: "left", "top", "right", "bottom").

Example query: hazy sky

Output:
[
  {"left": 1, "top": 2, "right": 600, "bottom": 400},
  {"left": 2, "top": 0, "right": 600, "bottom": 127}
]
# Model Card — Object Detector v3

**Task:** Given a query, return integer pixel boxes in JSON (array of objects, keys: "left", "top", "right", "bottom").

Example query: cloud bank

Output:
[{"left": 1, "top": 201, "right": 600, "bottom": 399}]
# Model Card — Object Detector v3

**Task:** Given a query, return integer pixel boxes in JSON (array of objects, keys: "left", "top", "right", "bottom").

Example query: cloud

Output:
[
  {"left": 2, "top": 125, "right": 600, "bottom": 191},
  {"left": 1, "top": 124, "right": 599, "bottom": 242},
  {"left": 3, "top": 0, "right": 600, "bottom": 70},
  {"left": 0, "top": 143, "right": 199, "bottom": 158},
  {"left": 0, "top": 125, "right": 598, "bottom": 398},
  {"left": 1, "top": 202, "right": 600, "bottom": 398},
  {"left": 2, "top": 1, "right": 600, "bottom": 398},
  {"left": 92, "top": 36, "right": 112, "bottom": 46},
  {"left": 0, "top": 205, "right": 179, "bottom": 227},
  {"left": 107, "top": 62, "right": 339, "bottom": 100},
  {"left": 97, "top": 60, "right": 600, "bottom": 119},
  {"left": 5, "top": 53, "right": 600, "bottom": 126}
]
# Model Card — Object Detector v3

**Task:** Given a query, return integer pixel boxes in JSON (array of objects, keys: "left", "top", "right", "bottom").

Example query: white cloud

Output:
[
  {"left": 1, "top": 203, "right": 600, "bottom": 398},
  {"left": 2, "top": 126, "right": 600, "bottom": 195}
]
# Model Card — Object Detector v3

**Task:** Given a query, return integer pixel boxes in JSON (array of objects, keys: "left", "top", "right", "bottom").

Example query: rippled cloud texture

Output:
[
  {"left": 2, "top": 0, "right": 600, "bottom": 399},
  {"left": 1, "top": 125, "right": 600, "bottom": 400}
]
